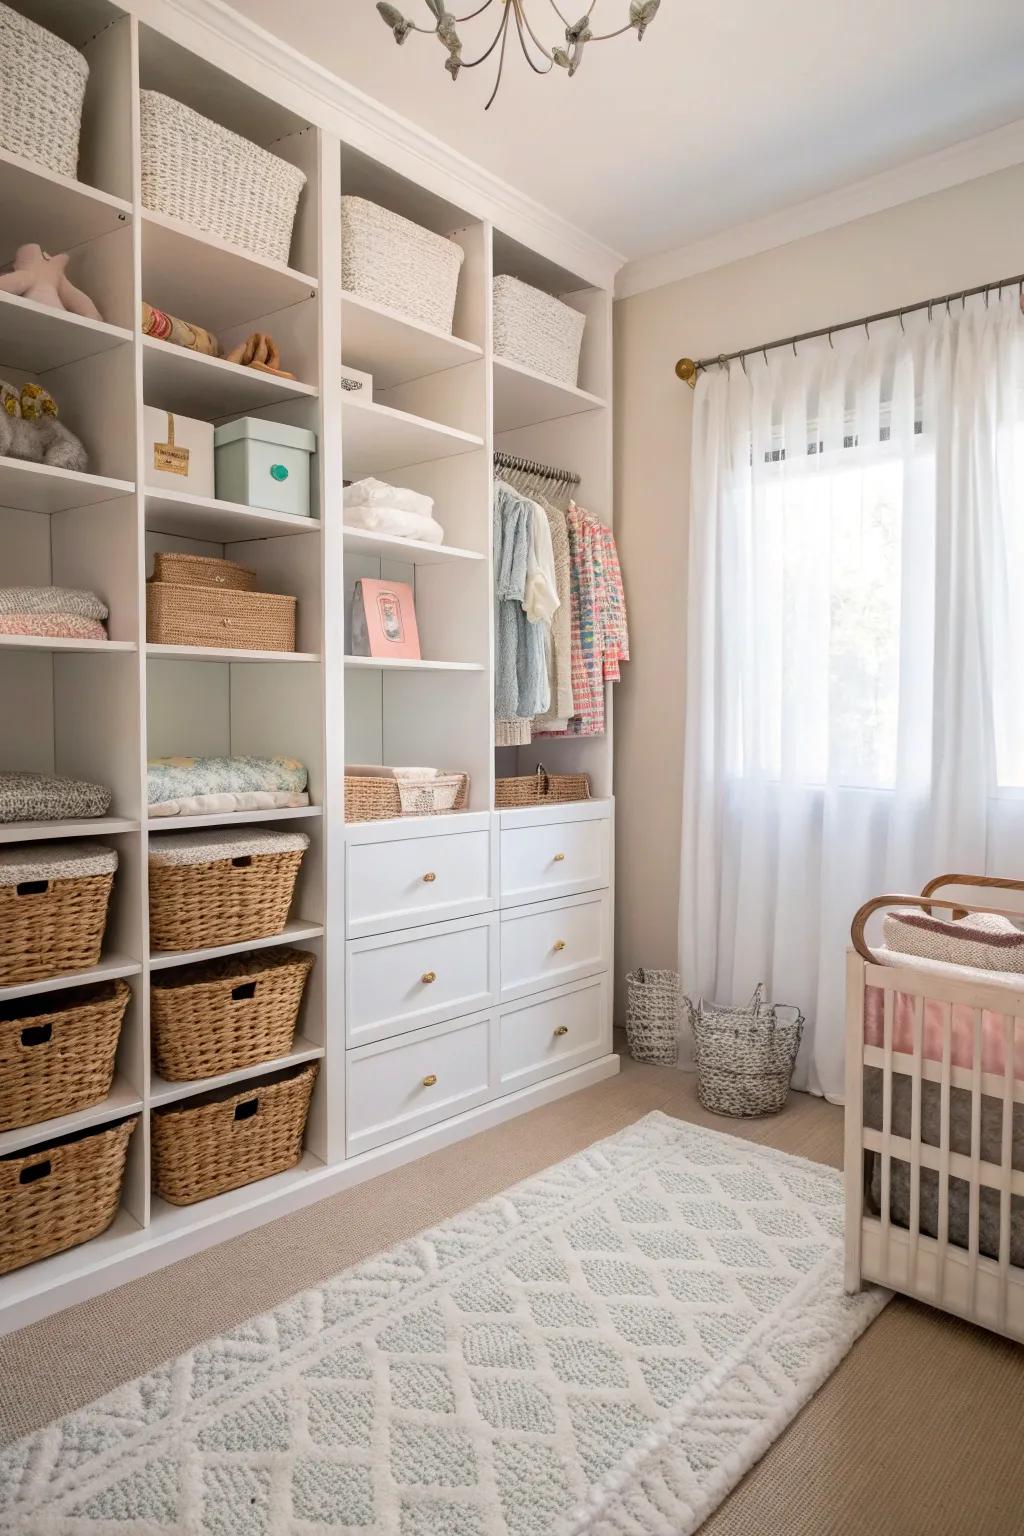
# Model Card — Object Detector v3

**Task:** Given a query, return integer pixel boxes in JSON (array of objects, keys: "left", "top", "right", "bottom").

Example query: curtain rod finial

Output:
[{"left": 675, "top": 357, "right": 698, "bottom": 387}]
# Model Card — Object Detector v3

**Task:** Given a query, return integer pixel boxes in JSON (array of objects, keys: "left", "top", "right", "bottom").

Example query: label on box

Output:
[{"left": 153, "top": 412, "right": 189, "bottom": 476}]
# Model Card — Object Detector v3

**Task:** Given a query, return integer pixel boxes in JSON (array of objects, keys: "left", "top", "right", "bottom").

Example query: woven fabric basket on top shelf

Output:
[
  {"left": 148, "top": 827, "right": 309, "bottom": 952},
  {"left": 0, "top": 979, "right": 130, "bottom": 1133},
  {"left": 139, "top": 91, "right": 307, "bottom": 265},
  {"left": 494, "top": 766, "right": 591, "bottom": 809},
  {"left": 151, "top": 551, "right": 257, "bottom": 592},
  {"left": 341, "top": 196, "right": 465, "bottom": 333},
  {"left": 146, "top": 581, "right": 296, "bottom": 652},
  {"left": 0, "top": 1117, "right": 137, "bottom": 1276},
  {"left": 625, "top": 969, "right": 680, "bottom": 1067},
  {"left": 0, "top": 843, "right": 117, "bottom": 987},
  {"left": 151, "top": 948, "right": 314, "bottom": 1081},
  {"left": 345, "top": 770, "right": 469, "bottom": 823},
  {"left": 688, "top": 984, "right": 805, "bottom": 1117},
  {"left": 493, "top": 274, "right": 586, "bottom": 387},
  {"left": 152, "top": 1060, "right": 318, "bottom": 1205},
  {"left": 0, "top": 2, "right": 89, "bottom": 179}
]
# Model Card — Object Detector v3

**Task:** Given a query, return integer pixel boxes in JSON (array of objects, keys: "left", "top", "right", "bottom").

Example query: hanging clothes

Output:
[
  {"left": 493, "top": 481, "right": 555, "bottom": 729},
  {"left": 531, "top": 493, "right": 574, "bottom": 728}
]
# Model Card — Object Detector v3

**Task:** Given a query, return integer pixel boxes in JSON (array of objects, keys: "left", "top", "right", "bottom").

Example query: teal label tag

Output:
[{"left": 270, "top": 463, "right": 289, "bottom": 482}]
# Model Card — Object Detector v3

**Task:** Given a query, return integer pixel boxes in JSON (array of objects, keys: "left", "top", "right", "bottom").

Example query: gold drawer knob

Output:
[
  {"left": 421, "top": 970, "right": 437, "bottom": 984},
  {"left": 553, "top": 939, "right": 567, "bottom": 952},
  {"left": 554, "top": 1026, "right": 569, "bottom": 1037},
  {"left": 422, "top": 872, "right": 437, "bottom": 883},
  {"left": 421, "top": 1073, "right": 438, "bottom": 1087},
  {"left": 552, "top": 852, "right": 566, "bottom": 863}
]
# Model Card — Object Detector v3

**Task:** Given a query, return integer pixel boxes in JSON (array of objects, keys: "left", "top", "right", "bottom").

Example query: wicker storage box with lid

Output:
[
  {"left": 146, "top": 549, "right": 296, "bottom": 652},
  {"left": 0, "top": 2, "right": 89, "bottom": 179},
  {"left": 0, "top": 1117, "right": 137, "bottom": 1276},
  {"left": 341, "top": 196, "right": 465, "bottom": 333},
  {"left": 494, "top": 766, "right": 590, "bottom": 808},
  {"left": 151, "top": 550, "right": 257, "bottom": 592},
  {"left": 152, "top": 1060, "right": 318, "bottom": 1205},
  {"left": 148, "top": 827, "right": 309, "bottom": 951},
  {"left": 139, "top": 91, "right": 307, "bottom": 265},
  {"left": 493, "top": 275, "right": 586, "bottom": 387},
  {"left": 0, "top": 978, "right": 130, "bottom": 1133},
  {"left": 0, "top": 843, "right": 117, "bottom": 987},
  {"left": 151, "top": 948, "right": 314, "bottom": 1081}
]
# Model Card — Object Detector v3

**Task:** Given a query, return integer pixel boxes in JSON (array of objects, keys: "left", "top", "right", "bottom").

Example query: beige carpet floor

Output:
[{"left": 3, "top": 1046, "right": 1023, "bottom": 1533}]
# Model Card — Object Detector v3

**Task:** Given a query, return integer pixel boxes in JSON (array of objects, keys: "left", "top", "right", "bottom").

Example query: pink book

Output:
[{"left": 351, "top": 578, "right": 421, "bottom": 660}]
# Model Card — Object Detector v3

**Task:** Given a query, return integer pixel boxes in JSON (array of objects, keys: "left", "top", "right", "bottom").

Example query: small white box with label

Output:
[
  {"left": 213, "top": 418, "right": 317, "bottom": 518},
  {"left": 143, "top": 407, "right": 215, "bottom": 496}
]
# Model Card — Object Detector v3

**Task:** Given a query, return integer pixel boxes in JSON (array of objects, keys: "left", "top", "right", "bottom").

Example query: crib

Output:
[{"left": 845, "top": 873, "right": 1024, "bottom": 1342}]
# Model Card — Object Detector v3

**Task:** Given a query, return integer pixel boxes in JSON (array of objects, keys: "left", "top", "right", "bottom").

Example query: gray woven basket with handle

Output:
[{"left": 687, "top": 983, "right": 805, "bottom": 1117}]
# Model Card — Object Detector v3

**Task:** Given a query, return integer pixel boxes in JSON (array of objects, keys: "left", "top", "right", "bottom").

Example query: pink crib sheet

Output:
[{"left": 865, "top": 983, "right": 1024, "bottom": 1080}]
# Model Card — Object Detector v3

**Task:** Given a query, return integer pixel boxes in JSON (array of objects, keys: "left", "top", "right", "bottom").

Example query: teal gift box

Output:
[{"left": 213, "top": 418, "right": 317, "bottom": 517}]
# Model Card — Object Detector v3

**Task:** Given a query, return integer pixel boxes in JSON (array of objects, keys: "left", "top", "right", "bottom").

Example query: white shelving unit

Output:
[{"left": 0, "top": 0, "right": 619, "bottom": 1335}]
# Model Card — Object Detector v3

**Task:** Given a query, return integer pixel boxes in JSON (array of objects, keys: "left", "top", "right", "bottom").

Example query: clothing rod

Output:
[
  {"left": 493, "top": 450, "right": 581, "bottom": 486},
  {"left": 673, "top": 269, "right": 1024, "bottom": 386}
]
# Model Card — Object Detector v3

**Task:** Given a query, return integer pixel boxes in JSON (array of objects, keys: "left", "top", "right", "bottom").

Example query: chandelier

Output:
[{"left": 376, "top": 1, "right": 661, "bottom": 109}]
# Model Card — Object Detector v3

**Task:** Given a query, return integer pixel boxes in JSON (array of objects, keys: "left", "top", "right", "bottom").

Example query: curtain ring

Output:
[
  {"left": 898, "top": 308, "right": 905, "bottom": 333},
  {"left": 960, "top": 291, "right": 967, "bottom": 311},
  {"left": 791, "top": 339, "right": 798, "bottom": 357},
  {"left": 864, "top": 319, "right": 870, "bottom": 339},
  {"left": 946, "top": 296, "right": 951, "bottom": 315},
  {"left": 985, "top": 286, "right": 990, "bottom": 308},
  {"left": 762, "top": 347, "right": 769, "bottom": 366},
  {"left": 927, "top": 300, "right": 933, "bottom": 322},
  {"left": 740, "top": 352, "right": 747, "bottom": 376},
  {"left": 827, "top": 329, "right": 834, "bottom": 349}
]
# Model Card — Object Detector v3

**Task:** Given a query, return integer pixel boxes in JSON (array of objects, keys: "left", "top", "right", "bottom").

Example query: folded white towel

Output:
[
  {"left": 343, "top": 502, "right": 445, "bottom": 544},
  {"left": 344, "top": 477, "right": 434, "bottom": 518}
]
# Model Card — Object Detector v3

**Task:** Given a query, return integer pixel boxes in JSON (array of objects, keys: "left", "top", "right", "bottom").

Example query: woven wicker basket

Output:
[
  {"left": 151, "top": 948, "right": 314, "bottom": 1081},
  {"left": 688, "top": 985, "right": 805, "bottom": 1117},
  {"left": 0, "top": 843, "right": 117, "bottom": 987},
  {"left": 0, "top": 2, "right": 88, "bottom": 179},
  {"left": 494, "top": 766, "right": 591, "bottom": 809},
  {"left": 341, "top": 196, "right": 465, "bottom": 333},
  {"left": 0, "top": 979, "right": 130, "bottom": 1133},
  {"left": 146, "top": 580, "right": 296, "bottom": 652},
  {"left": 140, "top": 91, "right": 306, "bottom": 264},
  {"left": 625, "top": 969, "right": 680, "bottom": 1066},
  {"left": 148, "top": 828, "right": 309, "bottom": 952},
  {"left": 0, "top": 1116, "right": 137, "bottom": 1276},
  {"left": 493, "top": 275, "right": 586, "bottom": 387},
  {"left": 345, "top": 772, "right": 469, "bottom": 823},
  {"left": 151, "top": 551, "right": 256, "bottom": 592},
  {"left": 152, "top": 1060, "right": 318, "bottom": 1205}
]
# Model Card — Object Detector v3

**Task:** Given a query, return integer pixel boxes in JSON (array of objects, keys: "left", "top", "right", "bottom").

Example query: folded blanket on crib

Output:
[
  {"left": 149, "top": 789, "right": 310, "bottom": 817},
  {"left": 148, "top": 755, "right": 308, "bottom": 809}
]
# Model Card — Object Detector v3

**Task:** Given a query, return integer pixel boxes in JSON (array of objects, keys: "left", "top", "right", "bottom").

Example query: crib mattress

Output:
[{"left": 864, "top": 948, "right": 1024, "bottom": 1080}]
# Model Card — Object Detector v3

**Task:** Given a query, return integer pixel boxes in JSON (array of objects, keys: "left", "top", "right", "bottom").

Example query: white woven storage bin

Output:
[
  {"left": 140, "top": 92, "right": 307, "bottom": 265},
  {"left": 341, "top": 196, "right": 465, "bottom": 333},
  {"left": 493, "top": 275, "right": 586, "bottom": 387},
  {"left": 625, "top": 969, "right": 680, "bottom": 1066},
  {"left": 0, "top": 2, "right": 88, "bottom": 179}
]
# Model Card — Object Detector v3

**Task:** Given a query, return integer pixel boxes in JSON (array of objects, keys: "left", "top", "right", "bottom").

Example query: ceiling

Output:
[{"left": 229, "top": 0, "right": 1024, "bottom": 264}]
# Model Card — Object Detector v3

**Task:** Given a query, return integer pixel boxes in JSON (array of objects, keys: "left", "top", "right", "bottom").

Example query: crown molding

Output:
[
  {"left": 617, "top": 117, "right": 1024, "bottom": 300},
  {"left": 125, "top": 0, "right": 625, "bottom": 291}
]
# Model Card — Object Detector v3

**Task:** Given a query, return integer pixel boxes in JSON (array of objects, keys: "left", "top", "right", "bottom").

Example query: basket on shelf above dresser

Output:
[
  {"left": 345, "top": 766, "right": 469, "bottom": 822},
  {"left": 0, "top": 979, "right": 130, "bottom": 1133},
  {"left": 341, "top": 196, "right": 465, "bottom": 333},
  {"left": 494, "top": 766, "right": 591, "bottom": 809},
  {"left": 0, "top": 842, "right": 117, "bottom": 987},
  {"left": 0, "top": 2, "right": 89, "bottom": 179},
  {"left": 148, "top": 826, "right": 309, "bottom": 952}
]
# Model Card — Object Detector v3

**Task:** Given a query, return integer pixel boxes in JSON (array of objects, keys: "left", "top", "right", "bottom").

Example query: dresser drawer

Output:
[
  {"left": 500, "top": 815, "right": 610, "bottom": 906},
  {"left": 347, "top": 827, "right": 494, "bottom": 938},
  {"left": 347, "top": 913, "right": 497, "bottom": 1046},
  {"left": 498, "top": 976, "right": 609, "bottom": 1092},
  {"left": 347, "top": 1010, "right": 495, "bottom": 1157},
  {"left": 499, "top": 891, "right": 609, "bottom": 1001}
]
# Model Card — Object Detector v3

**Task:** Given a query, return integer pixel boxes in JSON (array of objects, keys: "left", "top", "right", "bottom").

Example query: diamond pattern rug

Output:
[{"left": 0, "top": 1112, "right": 888, "bottom": 1534}]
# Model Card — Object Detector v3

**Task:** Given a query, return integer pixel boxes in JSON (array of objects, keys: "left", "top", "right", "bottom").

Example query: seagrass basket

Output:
[
  {"left": 0, "top": 979, "right": 130, "bottom": 1133},
  {"left": 151, "top": 1060, "right": 318, "bottom": 1205},
  {"left": 687, "top": 985, "right": 805, "bottom": 1117},
  {"left": 494, "top": 765, "right": 591, "bottom": 809},
  {"left": 146, "top": 581, "right": 296, "bottom": 652},
  {"left": 345, "top": 771, "right": 469, "bottom": 822},
  {"left": 0, "top": 843, "right": 117, "bottom": 987},
  {"left": 150, "top": 948, "right": 314, "bottom": 1081},
  {"left": 151, "top": 551, "right": 256, "bottom": 592},
  {"left": 625, "top": 969, "right": 680, "bottom": 1066},
  {"left": 0, "top": 1117, "right": 137, "bottom": 1276},
  {"left": 148, "top": 828, "right": 309, "bottom": 952}
]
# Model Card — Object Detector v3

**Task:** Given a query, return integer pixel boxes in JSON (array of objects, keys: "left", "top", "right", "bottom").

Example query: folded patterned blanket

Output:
[
  {"left": 147, "top": 756, "right": 308, "bottom": 807},
  {"left": 150, "top": 790, "right": 310, "bottom": 818}
]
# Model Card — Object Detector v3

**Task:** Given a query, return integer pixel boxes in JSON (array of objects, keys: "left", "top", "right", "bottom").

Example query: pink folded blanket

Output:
[{"left": 0, "top": 613, "right": 107, "bottom": 640}]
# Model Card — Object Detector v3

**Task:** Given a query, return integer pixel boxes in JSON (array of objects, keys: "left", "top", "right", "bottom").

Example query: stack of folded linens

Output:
[
  {"left": 0, "top": 586, "right": 108, "bottom": 641},
  {"left": 0, "top": 771, "right": 112, "bottom": 824},
  {"left": 148, "top": 755, "right": 309, "bottom": 818},
  {"left": 342, "top": 478, "right": 445, "bottom": 544}
]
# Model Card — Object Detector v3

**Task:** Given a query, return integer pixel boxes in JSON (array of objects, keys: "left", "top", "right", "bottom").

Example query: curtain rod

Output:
[
  {"left": 673, "top": 269, "right": 1024, "bottom": 388},
  {"left": 494, "top": 449, "right": 581, "bottom": 486}
]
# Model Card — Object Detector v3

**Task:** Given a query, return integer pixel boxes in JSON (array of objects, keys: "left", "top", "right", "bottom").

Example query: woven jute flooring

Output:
[{"left": 2, "top": 1045, "right": 1023, "bottom": 1534}]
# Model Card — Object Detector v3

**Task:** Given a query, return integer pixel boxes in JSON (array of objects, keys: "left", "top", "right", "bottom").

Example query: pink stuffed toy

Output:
[{"left": 0, "top": 243, "right": 102, "bottom": 321}]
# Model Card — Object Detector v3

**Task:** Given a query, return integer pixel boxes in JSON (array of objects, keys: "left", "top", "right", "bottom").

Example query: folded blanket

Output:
[
  {"left": 344, "top": 477, "right": 434, "bottom": 518},
  {"left": 0, "top": 586, "right": 108, "bottom": 621},
  {"left": 147, "top": 755, "right": 307, "bottom": 806},
  {"left": 0, "top": 771, "right": 112, "bottom": 824},
  {"left": 0, "top": 613, "right": 107, "bottom": 640},
  {"left": 149, "top": 790, "right": 310, "bottom": 818},
  {"left": 343, "top": 503, "right": 445, "bottom": 544}
]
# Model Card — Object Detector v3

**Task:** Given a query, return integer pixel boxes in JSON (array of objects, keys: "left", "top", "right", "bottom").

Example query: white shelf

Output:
[
  {"left": 493, "top": 354, "right": 606, "bottom": 433},
  {"left": 0, "top": 955, "right": 142, "bottom": 1006},
  {"left": 0, "top": 635, "right": 135, "bottom": 655},
  {"left": 149, "top": 1038, "right": 325, "bottom": 1107},
  {"left": 341, "top": 291, "right": 482, "bottom": 389},
  {"left": 142, "top": 209, "right": 318, "bottom": 334},
  {"left": 0, "top": 816, "right": 139, "bottom": 844},
  {"left": 145, "top": 489, "right": 321, "bottom": 542},
  {"left": 148, "top": 920, "right": 324, "bottom": 971},
  {"left": 342, "top": 396, "right": 483, "bottom": 478},
  {"left": 147, "top": 806, "right": 321, "bottom": 831},
  {"left": 146, "top": 644, "right": 321, "bottom": 663},
  {"left": 0, "top": 147, "right": 132, "bottom": 265},
  {"left": 344, "top": 655, "right": 484, "bottom": 673},
  {"left": 0, "top": 457, "right": 133, "bottom": 514},
  {"left": 0, "top": 289, "right": 132, "bottom": 373},
  {"left": 142, "top": 335, "right": 318, "bottom": 418},
  {"left": 342, "top": 526, "right": 484, "bottom": 565},
  {"left": 0, "top": 1079, "right": 143, "bottom": 1159}
]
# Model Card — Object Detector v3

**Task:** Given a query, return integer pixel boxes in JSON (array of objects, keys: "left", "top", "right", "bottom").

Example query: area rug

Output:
[{"left": 0, "top": 1112, "right": 888, "bottom": 1535}]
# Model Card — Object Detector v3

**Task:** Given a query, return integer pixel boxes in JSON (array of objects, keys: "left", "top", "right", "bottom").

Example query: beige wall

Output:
[{"left": 612, "top": 161, "right": 1024, "bottom": 1013}]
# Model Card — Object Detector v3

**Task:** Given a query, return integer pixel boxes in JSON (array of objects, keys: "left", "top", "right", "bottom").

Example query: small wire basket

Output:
[{"left": 624, "top": 968, "right": 680, "bottom": 1066}]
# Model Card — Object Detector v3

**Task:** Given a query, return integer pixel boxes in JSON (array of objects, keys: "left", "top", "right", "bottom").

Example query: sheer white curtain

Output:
[{"left": 680, "top": 293, "right": 1024, "bottom": 1100}]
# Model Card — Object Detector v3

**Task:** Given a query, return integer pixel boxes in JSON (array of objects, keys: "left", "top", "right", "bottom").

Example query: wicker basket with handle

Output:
[
  {"left": 0, "top": 979, "right": 130, "bottom": 1133},
  {"left": 0, "top": 1117, "right": 137, "bottom": 1276},
  {"left": 625, "top": 969, "right": 680, "bottom": 1066},
  {"left": 494, "top": 765, "right": 591, "bottom": 809},
  {"left": 148, "top": 827, "right": 309, "bottom": 952},
  {"left": 345, "top": 770, "right": 469, "bottom": 823},
  {"left": 0, "top": 843, "right": 117, "bottom": 987},
  {"left": 151, "top": 551, "right": 257, "bottom": 592},
  {"left": 146, "top": 581, "right": 296, "bottom": 652},
  {"left": 150, "top": 948, "right": 314, "bottom": 1081},
  {"left": 152, "top": 1060, "right": 318, "bottom": 1205},
  {"left": 687, "top": 984, "right": 805, "bottom": 1117}
]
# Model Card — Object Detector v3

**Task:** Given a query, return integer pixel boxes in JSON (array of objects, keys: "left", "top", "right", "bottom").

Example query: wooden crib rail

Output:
[
  {"left": 920, "top": 873, "right": 1024, "bottom": 920},
  {"left": 851, "top": 894, "right": 1024, "bottom": 964}
]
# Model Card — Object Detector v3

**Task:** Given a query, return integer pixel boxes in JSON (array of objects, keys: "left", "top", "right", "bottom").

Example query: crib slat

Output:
[
  {"left": 968, "top": 1007, "right": 982, "bottom": 1315},
  {"left": 999, "top": 1017, "right": 1016, "bottom": 1332},
  {"left": 881, "top": 988, "right": 894, "bottom": 1272},
  {"left": 937, "top": 1001, "right": 952, "bottom": 1303},
  {"left": 909, "top": 994, "right": 923, "bottom": 1288}
]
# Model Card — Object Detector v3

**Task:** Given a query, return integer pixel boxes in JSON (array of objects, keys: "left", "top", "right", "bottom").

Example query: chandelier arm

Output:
[
  {"left": 484, "top": 2, "right": 512, "bottom": 108},
  {"left": 586, "top": 22, "right": 634, "bottom": 41},
  {"left": 458, "top": 3, "right": 509, "bottom": 69},
  {"left": 513, "top": 0, "right": 555, "bottom": 67},
  {"left": 544, "top": 0, "right": 573, "bottom": 28},
  {"left": 450, "top": 0, "right": 498, "bottom": 24}
]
